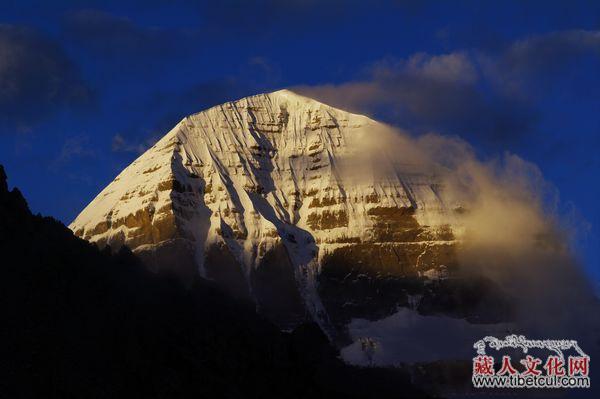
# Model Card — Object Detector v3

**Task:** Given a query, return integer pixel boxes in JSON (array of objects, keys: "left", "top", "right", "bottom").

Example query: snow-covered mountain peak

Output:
[{"left": 70, "top": 89, "right": 460, "bottom": 332}]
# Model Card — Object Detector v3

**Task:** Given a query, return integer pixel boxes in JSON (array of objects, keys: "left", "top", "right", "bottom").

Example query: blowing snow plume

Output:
[{"left": 342, "top": 121, "right": 600, "bottom": 361}]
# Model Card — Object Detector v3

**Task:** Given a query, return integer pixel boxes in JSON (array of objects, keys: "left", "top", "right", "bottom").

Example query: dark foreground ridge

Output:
[{"left": 0, "top": 164, "right": 428, "bottom": 398}]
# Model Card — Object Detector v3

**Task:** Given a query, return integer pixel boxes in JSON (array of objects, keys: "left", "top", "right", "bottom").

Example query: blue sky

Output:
[{"left": 1, "top": 0, "right": 598, "bottom": 285}]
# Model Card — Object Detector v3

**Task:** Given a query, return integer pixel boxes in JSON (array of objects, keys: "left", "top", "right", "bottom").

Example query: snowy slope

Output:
[{"left": 70, "top": 90, "right": 461, "bottom": 332}]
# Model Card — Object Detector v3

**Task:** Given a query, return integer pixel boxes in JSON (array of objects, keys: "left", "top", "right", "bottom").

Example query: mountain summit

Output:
[{"left": 70, "top": 90, "right": 461, "bottom": 333}]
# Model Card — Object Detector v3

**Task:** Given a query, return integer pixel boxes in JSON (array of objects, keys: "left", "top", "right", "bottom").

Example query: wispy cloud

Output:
[
  {"left": 344, "top": 123, "right": 599, "bottom": 344},
  {"left": 111, "top": 133, "right": 159, "bottom": 154},
  {"left": 62, "top": 9, "right": 194, "bottom": 60},
  {"left": 296, "top": 51, "right": 535, "bottom": 148},
  {"left": 0, "top": 25, "right": 93, "bottom": 132},
  {"left": 483, "top": 29, "right": 600, "bottom": 94},
  {"left": 295, "top": 30, "right": 600, "bottom": 150},
  {"left": 49, "top": 135, "right": 96, "bottom": 177}
]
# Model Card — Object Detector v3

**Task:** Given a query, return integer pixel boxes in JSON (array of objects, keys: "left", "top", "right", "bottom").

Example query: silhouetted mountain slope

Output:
[{"left": 0, "top": 164, "right": 427, "bottom": 398}]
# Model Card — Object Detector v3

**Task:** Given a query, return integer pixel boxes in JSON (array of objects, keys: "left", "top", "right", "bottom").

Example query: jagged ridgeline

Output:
[{"left": 69, "top": 90, "right": 493, "bottom": 334}]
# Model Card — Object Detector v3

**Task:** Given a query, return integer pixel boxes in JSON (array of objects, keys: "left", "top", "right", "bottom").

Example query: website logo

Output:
[{"left": 472, "top": 335, "right": 590, "bottom": 389}]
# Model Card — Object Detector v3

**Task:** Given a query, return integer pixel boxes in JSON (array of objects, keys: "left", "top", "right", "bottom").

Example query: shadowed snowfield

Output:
[{"left": 342, "top": 307, "right": 514, "bottom": 365}]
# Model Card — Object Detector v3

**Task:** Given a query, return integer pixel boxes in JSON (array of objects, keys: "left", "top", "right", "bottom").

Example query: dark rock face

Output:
[
  {"left": 136, "top": 238, "right": 199, "bottom": 283},
  {"left": 416, "top": 277, "right": 515, "bottom": 324},
  {"left": 250, "top": 243, "right": 308, "bottom": 329},
  {"left": 202, "top": 241, "right": 309, "bottom": 329},
  {"left": 204, "top": 242, "right": 252, "bottom": 301},
  {"left": 317, "top": 241, "right": 515, "bottom": 341}
]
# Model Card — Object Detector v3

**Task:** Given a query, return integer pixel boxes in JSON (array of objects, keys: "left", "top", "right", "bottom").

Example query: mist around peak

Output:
[{"left": 339, "top": 120, "right": 599, "bottom": 365}]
